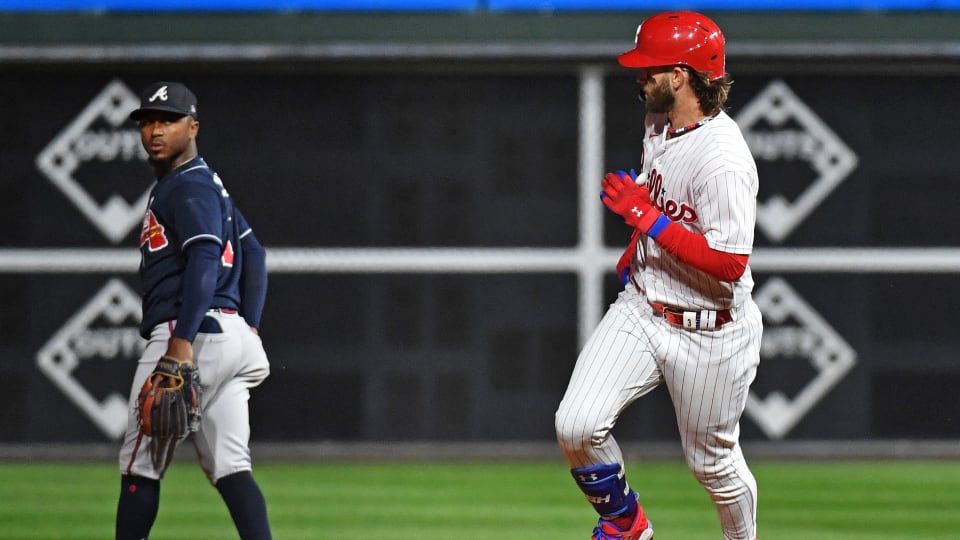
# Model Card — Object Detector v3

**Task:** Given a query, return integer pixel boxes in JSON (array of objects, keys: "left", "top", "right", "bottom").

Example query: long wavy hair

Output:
[{"left": 685, "top": 67, "right": 733, "bottom": 116}]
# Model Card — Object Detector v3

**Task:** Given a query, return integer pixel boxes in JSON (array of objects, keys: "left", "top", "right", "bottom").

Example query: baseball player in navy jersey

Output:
[
  {"left": 555, "top": 12, "right": 763, "bottom": 540},
  {"left": 115, "top": 82, "right": 272, "bottom": 540}
]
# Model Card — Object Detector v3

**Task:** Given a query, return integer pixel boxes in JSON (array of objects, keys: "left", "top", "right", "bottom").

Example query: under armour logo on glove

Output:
[{"left": 601, "top": 171, "right": 672, "bottom": 239}]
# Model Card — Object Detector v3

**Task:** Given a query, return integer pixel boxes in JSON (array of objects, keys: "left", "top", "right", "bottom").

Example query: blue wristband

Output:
[{"left": 646, "top": 214, "right": 671, "bottom": 239}]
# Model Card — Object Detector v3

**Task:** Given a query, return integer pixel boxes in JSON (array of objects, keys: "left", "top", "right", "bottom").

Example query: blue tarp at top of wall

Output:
[
  {"left": 488, "top": 0, "right": 953, "bottom": 9},
  {"left": 1, "top": 0, "right": 958, "bottom": 10},
  {"left": 0, "top": 0, "right": 477, "bottom": 10}
]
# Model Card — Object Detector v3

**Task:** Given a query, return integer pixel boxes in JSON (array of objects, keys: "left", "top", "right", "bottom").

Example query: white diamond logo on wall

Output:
[
  {"left": 736, "top": 80, "right": 858, "bottom": 243},
  {"left": 36, "top": 79, "right": 149, "bottom": 244},
  {"left": 746, "top": 278, "right": 857, "bottom": 439},
  {"left": 36, "top": 279, "right": 145, "bottom": 440}
]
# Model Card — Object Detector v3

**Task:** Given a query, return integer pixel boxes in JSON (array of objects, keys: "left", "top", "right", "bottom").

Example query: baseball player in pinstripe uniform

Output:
[
  {"left": 115, "top": 82, "right": 272, "bottom": 540},
  {"left": 555, "top": 12, "right": 763, "bottom": 540}
]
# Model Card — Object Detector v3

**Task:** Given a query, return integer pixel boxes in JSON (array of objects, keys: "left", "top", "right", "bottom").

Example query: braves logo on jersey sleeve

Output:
[
  {"left": 221, "top": 240, "right": 234, "bottom": 267},
  {"left": 139, "top": 209, "right": 169, "bottom": 252},
  {"left": 649, "top": 169, "right": 698, "bottom": 223}
]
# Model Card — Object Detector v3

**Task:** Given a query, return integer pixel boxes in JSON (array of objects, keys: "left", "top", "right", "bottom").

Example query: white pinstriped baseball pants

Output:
[{"left": 556, "top": 284, "right": 763, "bottom": 540}]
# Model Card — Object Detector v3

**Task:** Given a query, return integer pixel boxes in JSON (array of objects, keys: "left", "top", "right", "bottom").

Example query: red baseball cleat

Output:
[{"left": 591, "top": 509, "right": 654, "bottom": 540}]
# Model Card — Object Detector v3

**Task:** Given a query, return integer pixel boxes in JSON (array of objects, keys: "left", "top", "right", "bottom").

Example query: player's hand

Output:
[
  {"left": 601, "top": 171, "right": 656, "bottom": 226},
  {"left": 605, "top": 168, "right": 648, "bottom": 186},
  {"left": 601, "top": 170, "right": 672, "bottom": 239}
]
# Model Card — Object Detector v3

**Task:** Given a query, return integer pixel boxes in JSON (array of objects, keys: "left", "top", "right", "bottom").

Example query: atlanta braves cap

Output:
[{"left": 129, "top": 81, "right": 198, "bottom": 121}]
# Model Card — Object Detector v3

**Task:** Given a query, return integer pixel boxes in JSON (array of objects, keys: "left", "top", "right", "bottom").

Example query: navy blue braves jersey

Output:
[{"left": 138, "top": 156, "right": 251, "bottom": 337}]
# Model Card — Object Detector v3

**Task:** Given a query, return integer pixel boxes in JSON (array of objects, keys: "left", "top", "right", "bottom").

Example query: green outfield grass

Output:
[{"left": 0, "top": 459, "right": 958, "bottom": 539}]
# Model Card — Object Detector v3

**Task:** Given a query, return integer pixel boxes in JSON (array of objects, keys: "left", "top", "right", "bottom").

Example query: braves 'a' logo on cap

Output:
[{"left": 148, "top": 86, "right": 169, "bottom": 103}]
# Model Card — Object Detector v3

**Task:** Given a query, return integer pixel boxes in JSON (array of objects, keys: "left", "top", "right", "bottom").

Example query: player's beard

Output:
[
  {"left": 147, "top": 146, "right": 188, "bottom": 175},
  {"left": 147, "top": 155, "right": 176, "bottom": 175},
  {"left": 643, "top": 77, "right": 675, "bottom": 114},
  {"left": 148, "top": 155, "right": 172, "bottom": 169}
]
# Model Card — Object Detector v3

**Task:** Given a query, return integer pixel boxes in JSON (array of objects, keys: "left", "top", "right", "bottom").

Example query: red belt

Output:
[
  {"left": 649, "top": 302, "right": 732, "bottom": 330},
  {"left": 213, "top": 307, "right": 238, "bottom": 314}
]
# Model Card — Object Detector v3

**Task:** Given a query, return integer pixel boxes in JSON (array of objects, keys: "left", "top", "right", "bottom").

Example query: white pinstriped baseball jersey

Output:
[
  {"left": 557, "top": 107, "right": 764, "bottom": 540},
  {"left": 630, "top": 110, "right": 758, "bottom": 311}
]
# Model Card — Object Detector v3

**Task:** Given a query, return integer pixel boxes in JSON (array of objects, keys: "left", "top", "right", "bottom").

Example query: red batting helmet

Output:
[{"left": 618, "top": 11, "right": 726, "bottom": 82}]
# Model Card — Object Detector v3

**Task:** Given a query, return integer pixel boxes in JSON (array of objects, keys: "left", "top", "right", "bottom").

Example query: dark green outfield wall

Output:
[{"left": 1, "top": 10, "right": 959, "bottom": 445}]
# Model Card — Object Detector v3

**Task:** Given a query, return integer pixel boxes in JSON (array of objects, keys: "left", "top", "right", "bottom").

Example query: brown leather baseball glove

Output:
[{"left": 136, "top": 355, "right": 201, "bottom": 469}]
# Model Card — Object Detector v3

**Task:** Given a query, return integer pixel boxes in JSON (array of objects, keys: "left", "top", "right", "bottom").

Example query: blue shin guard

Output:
[{"left": 571, "top": 463, "right": 638, "bottom": 517}]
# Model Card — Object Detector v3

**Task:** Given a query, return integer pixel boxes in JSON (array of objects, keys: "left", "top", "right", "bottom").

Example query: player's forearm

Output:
[
  {"left": 616, "top": 229, "right": 642, "bottom": 285},
  {"left": 239, "top": 233, "right": 268, "bottom": 330},
  {"left": 655, "top": 224, "right": 748, "bottom": 281},
  {"left": 164, "top": 337, "right": 193, "bottom": 361},
  {"left": 172, "top": 240, "right": 221, "bottom": 341}
]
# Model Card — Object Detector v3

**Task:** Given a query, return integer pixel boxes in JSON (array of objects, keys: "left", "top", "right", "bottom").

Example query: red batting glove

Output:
[{"left": 601, "top": 172, "right": 662, "bottom": 233}]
